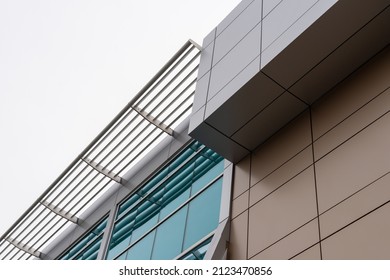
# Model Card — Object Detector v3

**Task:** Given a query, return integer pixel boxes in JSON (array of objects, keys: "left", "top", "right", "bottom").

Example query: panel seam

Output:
[{"left": 309, "top": 107, "right": 323, "bottom": 259}]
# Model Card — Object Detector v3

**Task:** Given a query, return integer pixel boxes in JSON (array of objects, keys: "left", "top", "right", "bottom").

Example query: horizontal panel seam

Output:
[
  {"left": 251, "top": 142, "right": 312, "bottom": 187},
  {"left": 314, "top": 86, "right": 390, "bottom": 142},
  {"left": 248, "top": 216, "right": 318, "bottom": 259},
  {"left": 319, "top": 170, "right": 390, "bottom": 217},
  {"left": 319, "top": 198, "right": 390, "bottom": 245},
  {"left": 314, "top": 109, "right": 390, "bottom": 162}
]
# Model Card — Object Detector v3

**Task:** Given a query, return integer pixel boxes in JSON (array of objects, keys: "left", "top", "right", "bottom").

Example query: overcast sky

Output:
[{"left": 0, "top": 0, "right": 241, "bottom": 237}]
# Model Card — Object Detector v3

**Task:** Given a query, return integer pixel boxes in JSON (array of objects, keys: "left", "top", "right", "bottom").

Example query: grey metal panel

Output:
[
  {"left": 290, "top": 6, "right": 390, "bottom": 103},
  {"left": 189, "top": 0, "right": 389, "bottom": 166},
  {"left": 224, "top": 159, "right": 232, "bottom": 170},
  {"left": 213, "top": 0, "right": 262, "bottom": 66},
  {"left": 189, "top": 121, "right": 250, "bottom": 163},
  {"left": 261, "top": 0, "right": 318, "bottom": 52},
  {"left": 231, "top": 93, "right": 308, "bottom": 150},
  {"left": 208, "top": 23, "right": 262, "bottom": 100},
  {"left": 205, "top": 56, "right": 261, "bottom": 122},
  {"left": 220, "top": 164, "right": 233, "bottom": 223},
  {"left": 205, "top": 160, "right": 233, "bottom": 260},
  {"left": 192, "top": 72, "right": 210, "bottom": 112},
  {"left": 202, "top": 27, "right": 216, "bottom": 49},
  {"left": 262, "top": 0, "right": 283, "bottom": 18},
  {"left": 204, "top": 219, "right": 230, "bottom": 260},
  {"left": 216, "top": 0, "right": 256, "bottom": 36},
  {"left": 188, "top": 106, "right": 206, "bottom": 134},
  {"left": 197, "top": 43, "right": 215, "bottom": 80},
  {"left": 206, "top": 69, "right": 285, "bottom": 137},
  {"left": 97, "top": 203, "right": 117, "bottom": 260},
  {"left": 261, "top": 0, "right": 337, "bottom": 70}
]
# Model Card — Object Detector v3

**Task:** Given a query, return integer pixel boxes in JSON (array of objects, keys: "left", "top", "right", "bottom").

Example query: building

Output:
[{"left": 0, "top": 0, "right": 389, "bottom": 260}]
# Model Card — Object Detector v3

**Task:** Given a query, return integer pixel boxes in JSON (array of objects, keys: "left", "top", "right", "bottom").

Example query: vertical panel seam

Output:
[
  {"left": 309, "top": 107, "right": 323, "bottom": 259},
  {"left": 203, "top": 28, "right": 217, "bottom": 121},
  {"left": 246, "top": 153, "right": 252, "bottom": 260}
]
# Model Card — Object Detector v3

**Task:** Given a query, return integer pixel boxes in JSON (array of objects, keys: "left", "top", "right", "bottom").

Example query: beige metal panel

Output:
[
  {"left": 292, "top": 244, "right": 321, "bottom": 260},
  {"left": 229, "top": 211, "right": 248, "bottom": 260},
  {"left": 322, "top": 202, "right": 390, "bottom": 260},
  {"left": 250, "top": 218, "right": 319, "bottom": 260},
  {"left": 248, "top": 167, "right": 317, "bottom": 258},
  {"left": 250, "top": 146, "right": 312, "bottom": 206},
  {"left": 314, "top": 89, "right": 390, "bottom": 160},
  {"left": 316, "top": 113, "right": 390, "bottom": 214},
  {"left": 311, "top": 47, "right": 390, "bottom": 140},
  {"left": 232, "top": 191, "right": 249, "bottom": 219},
  {"left": 250, "top": 110, "right": 311, "bottom": 185},
  {"left": 320, "top": 172, "right": 390, "bottom": 239},
  {"left": 232, "top": 155, "right": 251, "bottom": 199}
]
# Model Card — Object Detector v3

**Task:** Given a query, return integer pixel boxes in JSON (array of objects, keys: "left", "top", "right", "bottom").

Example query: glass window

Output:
[
  {"left": 106, "top": 141, "right": 224, "bottom": 260},
  {"left": 123, "top": 231, "right": 155, "bottom": 260},
  {"left": 159, "top": 188, "right": 190, "bottom": 221},
  {"left": 59, "top": 217, "right": 107, "bottom": 260},
  {"left": 131, "top": 213, "right": 158, "bottom": 242},
  {"left": 183, "top": 178, "right": 222, "bottom": 250},
  {"left": 191, "top": 160, "right": 224, "bottom": 195},
  {"left": 180, "top": 237, "right": 213, "bottom": 260},
  {"left": 151, "top": 207, "right": 187, "bottom": 260}
]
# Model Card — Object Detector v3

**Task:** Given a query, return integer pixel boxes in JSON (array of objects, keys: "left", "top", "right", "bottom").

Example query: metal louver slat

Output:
[{"left": 0, "top": 40, "right": 201, "bottom": 259}]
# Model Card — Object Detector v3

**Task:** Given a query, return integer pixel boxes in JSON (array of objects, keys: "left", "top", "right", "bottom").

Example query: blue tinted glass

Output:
[
  {"left": 183, "top": 178, "right": 222, "bottom": 250},
  {"left": 116, "top": 253, "right": 126, "bottom": 260},
  {"left": 168, "top": 144, "right": 198, "bottom": 171},
  {"left": 124, "top": 230, "right": 155, "bottom": 260},
  {"left": 117, "top": 193, "right": 141, "bottom": 218},
  {"left": 74, "top": 237, "right": 102, "bottom": 260},
  {"left": 106, "top": 231, "right": 131, "bottom": 259},
  {"left": 106, "top": 212, "right": 136, "bottom": 259},
  {"left": 180, "top": 237, "right": 212, "bottom": 260},
  {"left": 151, "top": 206, "right": 187, "bottom": 260},
  {"left": 131, "top": 213, "right": 158, "bottom": 243},
  {"left": 107, "top": 141, "right": 224, "bottom": 260},
  {"left": 159, "top": 188, "right": 190, "bottom": 221},
  {"left": 191, "top": 160, "right": 224, "bottom": 195},
  {"left": 60, "top": 217, "right": 107, "bottom": 260}
]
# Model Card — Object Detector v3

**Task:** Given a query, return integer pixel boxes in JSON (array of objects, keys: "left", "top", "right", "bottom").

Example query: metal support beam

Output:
[
  {"left": 6, "top": 238, "right": 42, "bottom": 259},
  {"left": 132, "top": 106, "right": 174, "bottom": 135},
  {"left": 189, "top": 39, "right": 202, "bottom": 51},
  {"left": 82, "top": 158, "right": 128, "bottom": 186},
  {"left": 41, "top": 201, "right": 79, "bottom": 224}
]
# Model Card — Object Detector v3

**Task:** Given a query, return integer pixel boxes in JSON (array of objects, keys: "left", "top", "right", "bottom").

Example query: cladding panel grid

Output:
[{"left": 229, "top": 47, "right": 390, "bottom": 259}]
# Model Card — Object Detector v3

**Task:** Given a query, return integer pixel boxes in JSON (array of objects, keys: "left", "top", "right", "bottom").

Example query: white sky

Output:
[{"left": 0, "top": 0, "right": 241, "bottom": 237}]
